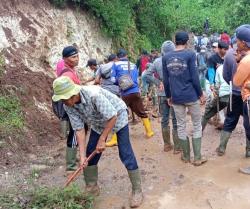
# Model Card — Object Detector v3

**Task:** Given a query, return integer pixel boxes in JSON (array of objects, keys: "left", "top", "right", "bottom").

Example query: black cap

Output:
[
  {"left": 108, "top": 54, "right": 117, "bottom": 62},
  {"left": 175, "top": 31, "right": 189, "bottom": 45},
  {"left": 62, "top": 46, "right": 78, "bottom": 58},
  {"left": 86, "top": 59, "right": 97, "bottom": 67},
  {"left": 218, "top": 41, "right": 229, "bottom": 50},
  {"left": 117, "top": 49, "right": 127, "bottom": 58},
  {"left": 236, "top": 24, "right": 250, "bottom": 47}
]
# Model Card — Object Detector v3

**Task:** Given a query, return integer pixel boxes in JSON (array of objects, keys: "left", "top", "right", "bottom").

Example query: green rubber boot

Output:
[
  {"left": 192, "top": 138, "right": 207, "bottom": 166},
  {"left": 172, "top": 129, "right": 182, "bottom": 154},
  {"left": 180, "top": 138, "right": 190, "bottom": 163},
  {"left": 245, "top": 138, "right": 250, "bottom": 158},
  {"left": 66, "top": 147, "right": 77, "bottom": 171},
  {"left": 128, "top": 169, "right": 143, "bottom": 208},
  {"left": 84, "top": 165, "right": 100, "bottom": 196},
  {"left": 216, "top": 130, "right": 231, "bottom": 156},
  {"left": 162, "top": 126, "right": 173, "bottom": 152}
]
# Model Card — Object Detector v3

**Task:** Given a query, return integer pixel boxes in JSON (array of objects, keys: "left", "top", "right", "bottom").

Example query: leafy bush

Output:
[{"left": 0, "top": 185, "right": 94, "bottom": 209}]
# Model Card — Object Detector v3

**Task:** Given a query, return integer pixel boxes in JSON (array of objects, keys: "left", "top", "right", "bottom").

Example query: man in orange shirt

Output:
[{"left": 233, "top": 24, "right": 250, "bottom": 174}]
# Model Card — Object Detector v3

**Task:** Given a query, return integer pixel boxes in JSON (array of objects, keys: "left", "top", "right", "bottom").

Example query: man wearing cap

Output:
[
  {"left": 162, "top": 31, "right": 207, "bottom": 166},
  {"left": 111, "top": 49, "right": 154, "bottom": 138},
  {"left": 215, "top": 39, "right": 244, "bottom": 156},
  {"left": 141, "top": 41, "right": 181, "bottom": 153},
  {"left": 54, "top": 46, "right": 82, "bottom": 178},
  {"left": 233, "top": 25, "right": 250, "bottom": 174},
  {"left": 84, "top": 59, "right": 99, "bottom": 84},
  {"left": 52, "top": 76, "right": 143, "bottom": 207}
]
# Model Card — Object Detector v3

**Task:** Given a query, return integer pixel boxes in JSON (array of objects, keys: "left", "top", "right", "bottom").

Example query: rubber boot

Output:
[
  {"left": 142, "top": 118, "right": 154, "bottom": 138},
  {"left": 172, "top": 129, "right": 182, "bottom": 154},
  {"left": 239, "top": 166, "right": 250, "bottom": 175},
  {"left": 84, "top": 165, "right": 100, "bottom": 196},
  {"left": 66, "top": 147, "right": 77, "bottom": 172},
  {"left": 162, "top": 126, "right": 173, "bottom": 152},
  {"left": 180, "top": 138, "right": 190, "bottom": 163},
  {"left": 216, "top": 130, "right": 231, "bottom": 156},
  {"left": 245, "top": 137, "right": 250, "bottom": 158},
  {"left": 128, "top": 169, "right": 143, "bottom": 208},
  {"left": 201, "top": 116, "right": 208, "bottom": 132},
  {"left": 106, "top": 133, "right": 118, "bottom": 147},
  {"left": 192, "top": 138, "right": 207, "bottom": 166}
]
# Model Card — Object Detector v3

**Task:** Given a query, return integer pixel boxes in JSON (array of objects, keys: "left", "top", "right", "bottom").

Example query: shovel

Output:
[{"left": 64, "top": 150, "right": 98, "bottom": 188}]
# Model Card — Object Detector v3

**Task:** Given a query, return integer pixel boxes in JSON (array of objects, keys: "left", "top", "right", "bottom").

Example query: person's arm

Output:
[
  {"left": 233, "top": 60, "right": 250, "bottom": 87},
  {"left": 222, "top": 55, "right": 232, "bottom": 84},
  {"left": 146, "top": 61, "right": 161, "bottom": 86},
  {"left": 190, "top": 53, "right": 205, "bottom": 104},
  {"left": 75, "top": 129, "right": 86, "bottom": 166},
  {"left": 92, "top": 94, "right": 118, "bottom": 152},
  {"left": 111, "top": 63, "right": 118, "bottom": 84},
  {"left": 94, "top": 68, "right": 101, "bottom": 85},
  {"left": 162, "top": 56, "right": 171, "bottom": 98},
  {"left": 190, "top": 53, "right": 203, "bottom": 97},
  {"left": 96, "top": 116, "right": 117, "bottom": 153}
]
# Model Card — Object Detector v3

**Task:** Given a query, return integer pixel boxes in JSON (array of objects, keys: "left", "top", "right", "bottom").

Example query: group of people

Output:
[{"left": 51, "top": 24, "right": 250, "bottom": 208}]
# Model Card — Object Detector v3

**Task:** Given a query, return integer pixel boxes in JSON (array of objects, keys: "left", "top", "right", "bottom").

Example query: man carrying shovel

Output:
[{"left": 52, "top": 76, "right": 143, "bottom": 208}]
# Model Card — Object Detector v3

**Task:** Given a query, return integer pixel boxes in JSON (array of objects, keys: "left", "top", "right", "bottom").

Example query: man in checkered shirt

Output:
[{"left": 52, "top": 76, "right": 143, "bottom": 208}]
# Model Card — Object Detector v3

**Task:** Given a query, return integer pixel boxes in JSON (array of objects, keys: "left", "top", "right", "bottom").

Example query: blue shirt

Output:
[
  {"left": 162, "top": 49, "right": 202, "bottom": 104},
  {"left": 111, "top": 58, "right": 139, "bottom": 96}
]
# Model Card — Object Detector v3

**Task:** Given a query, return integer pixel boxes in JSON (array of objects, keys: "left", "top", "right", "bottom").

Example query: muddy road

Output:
[{"left": 1, "top": 116, "right": 250, "bottom": 209}]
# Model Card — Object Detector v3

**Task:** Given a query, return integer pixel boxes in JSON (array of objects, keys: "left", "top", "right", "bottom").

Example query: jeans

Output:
[
  {"left": 86, "top": 125, "right": 138, "bottom": 171},
  {"left": 223, "top": 94, "right": 243, "bottom": 132},
  {"left": 173, "top": 100, "right": 202, "bottom": 140},
  {"left": 159, "top": 96, "right": 177, "bottom": 130}
]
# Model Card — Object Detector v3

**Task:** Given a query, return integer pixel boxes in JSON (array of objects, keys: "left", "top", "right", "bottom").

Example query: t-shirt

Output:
[{"left": 233, "top": 53, "right": 250, "bottom": 101}]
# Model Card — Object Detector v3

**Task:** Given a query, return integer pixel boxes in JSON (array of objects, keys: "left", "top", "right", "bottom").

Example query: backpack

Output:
[
  {"left": 140, "top": 55, "right": 150, "bottom": 73},
  {"left": 197, "top": 54, "right": 207, "bottom": 73},
  {"left": 52, "top": 68, "right": 71, "bottom": 120},
  {"left": 100, "top": 62, "right": 113, "bottom": 79}
]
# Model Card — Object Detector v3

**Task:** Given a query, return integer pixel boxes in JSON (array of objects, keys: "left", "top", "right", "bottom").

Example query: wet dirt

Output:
[{"left": 5, "top": 114, "right": 245, "bottom": 209}]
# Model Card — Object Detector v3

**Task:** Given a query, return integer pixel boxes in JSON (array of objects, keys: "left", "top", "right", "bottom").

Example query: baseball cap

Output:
[
  {"left": 117, "top": 49, "right": 127, "bottom": 58},
  {"left": 108, "top": 54, "right": 117, "bottom": 62},
  {"left": 236, "top": 24, "right": 250, "bottom": 47},
  {"left": 52, "top": 76, "right": 81, "bottom": 102},
  {"left": 86, "top": 59, "right": 97, "bottom": 67},
  {"left": 218, "top": 41, "right": 229, "bottom": 49},
  {"left": 175, "top": 31, "right": 189, "bottom": 44},
  {"left": 62, "top": 46, "right": 78, "bottom": 58},
  {"left": 212, "top": 42, "right": 218, "bottom": 48}
]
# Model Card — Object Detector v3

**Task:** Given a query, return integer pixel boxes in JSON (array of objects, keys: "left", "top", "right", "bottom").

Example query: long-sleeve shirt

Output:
[
  {"left": 162, "top": 49, "right": 202, "bottom": 104},
  {"left": 222, "top": 48, "right": 241, "bottom": 96},
  {"left": 233, "top": 53, "right": 250, "bottom": 102},
  {"left": 111, "top": 58, "right": 139, "bottom": 96}
]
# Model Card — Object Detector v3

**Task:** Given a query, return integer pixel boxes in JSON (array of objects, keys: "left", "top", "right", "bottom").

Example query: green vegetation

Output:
[
  {"left": 0, "top": 185, "right": 94, "bottom": 209},
  {"left": 50, "top": 0, "right": 250, "bottom": 53},
  {"left": 0, "top": 95, "right": 24, "bottom": 135},
  {"left": 0, "top": 52, "right": 5, "bottom": 77}
]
